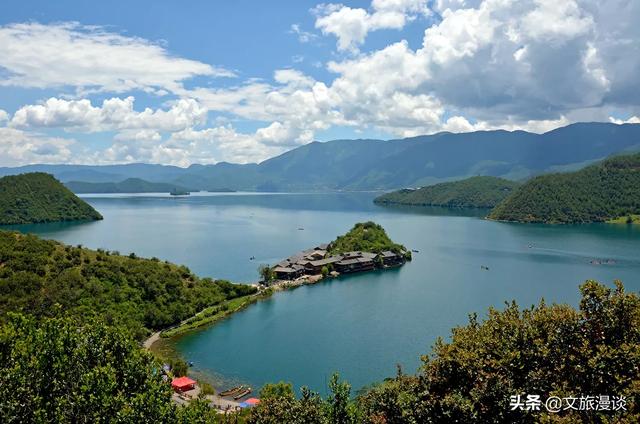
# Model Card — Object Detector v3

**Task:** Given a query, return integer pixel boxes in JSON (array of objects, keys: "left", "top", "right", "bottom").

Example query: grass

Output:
[
  {"left": 160, "top": 289, "right": 274, "bottom": 338},
  {"left": 606, "top": 214, "right": 640, "bottom": 224}
]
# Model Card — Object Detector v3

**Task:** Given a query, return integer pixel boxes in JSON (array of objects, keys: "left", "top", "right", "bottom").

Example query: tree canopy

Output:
[
  {"left": 0, "top": 230, "right": 256, "bottom": 339},
  {"left": 0, "top": 172, "right": 102, "bottom": 225},
  {"left": 328, "top": 221, "right": 408, "bottom": 256},
  {"left": 489, "top": 153, "right": 640, "bottom": 223},
  {"left": 375, "top": 176, "right": 519, "bottom": 209},
  {"left": 248, "top": 280, "right": 639, "bottom": 423}
]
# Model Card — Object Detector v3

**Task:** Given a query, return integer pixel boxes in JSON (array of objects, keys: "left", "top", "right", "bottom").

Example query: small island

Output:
[
  {"left": 0, "top": 172, "right": 103, "bottom": 225},
  {"left": 264, "top": 221, "right": 411, "bottom": 284},
  {"left": 374, "top": 176, "right": 519, "bottom": 209}
]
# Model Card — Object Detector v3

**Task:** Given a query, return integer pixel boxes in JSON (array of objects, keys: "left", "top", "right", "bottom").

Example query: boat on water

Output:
[
  {"left": 219, "top": 385, "right": 246, "bottom": 397},
  {"left": 234, "top": 388, "right": 252, "bottom": 400},
  {"left": 169, "top": 188, "right": 191, "bottom": 196},
  {"left": 411, "top": 249, "right": 419, "bottom": 253},
  {"left": 480, "top": 265, "right": 490, "bottom": 271}
]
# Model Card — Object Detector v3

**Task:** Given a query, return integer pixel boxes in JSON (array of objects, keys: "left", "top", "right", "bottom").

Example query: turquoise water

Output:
[{"left": 7, "top": 192, "right": 640, "bottom": 394}]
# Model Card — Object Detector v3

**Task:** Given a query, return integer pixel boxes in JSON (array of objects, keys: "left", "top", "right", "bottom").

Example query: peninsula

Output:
[
  {"left": 267, "top": 221, "right": 411, "bottom": 283},
  {"left": 0, "top": 172, "right": 103, "bottom": 225},
  {"left": 374, "top": 176, "right": 519, "bottom": 209},
  {"left": 489, "top": 152, "right": 640, "bottom": 224}
]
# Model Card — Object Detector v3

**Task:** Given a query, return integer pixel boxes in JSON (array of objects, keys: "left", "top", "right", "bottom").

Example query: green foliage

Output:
[
  {"left": 200, "top": 382, "right": 215, "bottom": 396},
  {"left": 258, "top": 264, "right": 275, "bottom": 283},
  {"left": 375, "top": 176, "right": 519, "bottom": 208},
  {"left": 321, "top": 265, "right": 330, "bottom": 277},
  {"left": 326, "top": 374, "right": 356, "bottom": 424},
  {"left": 0, "top": 172, "right": 103, "bottom": 225},
  {"left": 170, "top": 358, "right": 189, "bottom": 377},
  {"left": 248, "top": 381, "right": 332, "bottom": 424},
  {"left": 0, "top": 313, "right": 177, "bottom": 423},
  {"left": 328, "top": 221, "right": 407, "bottom": 255},
  {"left": 356, "top": 280, "right": 640, "bottom": 423},
  {"left": 248, "top": 281, "right": 639, "bottom": 423},
  {"left": 0, "top": 230, "right": 257, "bottom": 339},
  {"left": 259, "top": 382, "right": 295, "bottom": 400},
  {"left": 489, "top": 153, "right": 640, "bottom": 223}
]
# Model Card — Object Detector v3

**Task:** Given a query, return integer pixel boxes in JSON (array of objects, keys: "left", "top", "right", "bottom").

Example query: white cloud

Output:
[
  {"left": 609, "top": 116, "right": 640, "bottom": 125},
  {"left": 0, "top": 22, "right": 232, "bottom": 95},
  {"left": 0, "top": 109, "right": 8, "bottom": 124},
  {"left": 0, "top": 128, "right": 75, "bottom": 166},
  {"left": 289, "top": 24, "right": 319, "bottom": 43},
  {"left": 11, "top": 97, "right": 208, "bottom": 133},
  {"left": 2, "top": 0, "right": 640, "bottom": 167},
  {"left": 314, "top": 0, "right": 428, "bottom": 51}
]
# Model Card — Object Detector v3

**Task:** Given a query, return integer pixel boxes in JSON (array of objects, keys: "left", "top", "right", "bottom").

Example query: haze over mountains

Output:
[{"left": 2, "top": 122, "right": 639, "bottom": 192}]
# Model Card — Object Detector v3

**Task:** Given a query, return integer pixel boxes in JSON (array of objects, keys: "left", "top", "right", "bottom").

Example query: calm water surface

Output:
[{"left": 7, "top": 192, "right": 640, "bottom": 394}]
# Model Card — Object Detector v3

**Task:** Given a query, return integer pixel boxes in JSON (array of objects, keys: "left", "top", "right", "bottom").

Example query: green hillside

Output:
[
  {"left": 65, "top": 178, "right": 192, "bottom": 194},
  {"left": 328, "top": 221, "right": 410, "bottom": 257},
  {"left": 374, "top": 176, "right": 519, "bottom": 208},
  {"left": 489, "top": 153, "right": 640, "bottom": 224},
  {"left": 0, "top": 173, "right": 103, "bottom": 225},
  {"left": 0, "top": 230, "right": 256, "bottom": 339}
]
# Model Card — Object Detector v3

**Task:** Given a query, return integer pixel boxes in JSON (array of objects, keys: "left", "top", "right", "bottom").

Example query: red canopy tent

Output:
[{"left": 171, "top": 376, "right": 196, "bottom": 392}]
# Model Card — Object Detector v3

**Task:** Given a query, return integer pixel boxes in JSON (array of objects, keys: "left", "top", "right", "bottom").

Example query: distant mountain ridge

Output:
[
  {"left": 1, "top": 122, "right": 639, "bottom": 192},
  {"left": 64, "top": 178, "right": 191, "bottom": 194}
]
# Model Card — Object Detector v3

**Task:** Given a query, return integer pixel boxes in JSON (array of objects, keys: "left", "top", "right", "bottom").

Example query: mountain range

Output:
[{"left": 1, "top": 122, "right": 639, "bottom": 192}]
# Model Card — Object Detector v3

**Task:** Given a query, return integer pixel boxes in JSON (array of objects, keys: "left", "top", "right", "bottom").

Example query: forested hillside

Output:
[
  {"left": 0, "top": 230, "right": 256, "bottom": 339},
  {"left": 65, "top": 178, "right": 191, "bottom": 194},
  {"left": 374, "top": 176, "right": 519, "bottom": 208},
  {"left": 328, "top": 221, "right": 409, "bottom": 257},
  {"left": 0, "top": 173, "right": 102, "bottom": 225},
  {"left": 489, "top": 153, "right": 640, "bottom": 223}
]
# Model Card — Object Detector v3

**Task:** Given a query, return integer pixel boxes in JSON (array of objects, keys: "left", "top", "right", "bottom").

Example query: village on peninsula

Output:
[{"left": 263, "top": 221, "right": 412, "bottom": 286}]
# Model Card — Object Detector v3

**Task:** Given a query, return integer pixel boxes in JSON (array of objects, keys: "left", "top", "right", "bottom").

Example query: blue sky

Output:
[{"left": 0, "top": 0, "right": 638, "bottom": 166}]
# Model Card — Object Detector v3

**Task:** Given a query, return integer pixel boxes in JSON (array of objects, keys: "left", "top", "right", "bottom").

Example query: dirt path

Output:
[{"left": 143, "top": 331, "right": 161, "bottom": 349}]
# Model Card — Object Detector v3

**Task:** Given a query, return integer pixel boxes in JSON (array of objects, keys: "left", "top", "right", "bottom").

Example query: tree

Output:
[
  {"left": 356, "top": 280, "right": 640, "bottom": 423},
  {"left": 0, "top": 314, "right": 177, "bottom": 423},
  {"left": 258, "top": 264, "right": 275, "bottom": 283},
  {"left": 326, "top": 373, "right": 355, "bottom": 424},
  {"left": 321, "top": 266, "right": 330, "bottom": 277}
]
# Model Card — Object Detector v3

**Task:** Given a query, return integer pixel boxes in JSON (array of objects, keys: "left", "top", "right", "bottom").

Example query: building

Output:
[
  {"left": 301, "top": 256, "right": 342, "bottom": 274},
  {"left": 377, "top": 250, "right": 404, "bottom": 267},
  {"left": 172, "top": 376, "right": 196, "bottom": 392},
  {"left": 271, "top": 243, "right": 405, "bottom": 279},
  {"left": 273, "top": 264, "right": 305, "bottom": 280},
  {"left": 335, "top": 256, "right": 375, "bottom": 273}
]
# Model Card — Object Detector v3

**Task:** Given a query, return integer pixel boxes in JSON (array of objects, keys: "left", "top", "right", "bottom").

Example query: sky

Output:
[{"left": 0, "top": 0, "right": 639, "bottom": 167}]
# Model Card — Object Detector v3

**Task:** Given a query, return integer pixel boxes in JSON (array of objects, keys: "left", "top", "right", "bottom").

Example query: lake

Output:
[{"left": 8, "top": 192, "right": 640, "bottom": 394}]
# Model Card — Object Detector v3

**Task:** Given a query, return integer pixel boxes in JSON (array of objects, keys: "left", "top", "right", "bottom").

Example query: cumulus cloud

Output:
[
  {"left": 314, "top": 0, "right": 429, "bottom": 51},
  {"left": 0, "top": 128, "right": 75, "bottom": 166},
  {"left": 609, "top": 116, "right": 640, "bottom": 125},
  {"left": 0, "top": 22, "right": 233, "bottom": 95},
  {"left": 2, "top": 0, "right": 640, "bottom": 167},
  {"left": 11, "top": 97, "right": 208, "bottom": 133}
]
